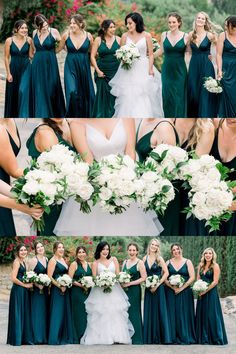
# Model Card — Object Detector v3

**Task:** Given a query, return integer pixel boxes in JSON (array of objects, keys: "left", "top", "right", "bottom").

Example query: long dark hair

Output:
[
  {"left": 75, "top": 246, "right": 87, "bottom": 266},
  {"left": 53, "top": 241, "right": 64, "bottom": 254},
  {"left": 98, "top": 19, "right": 115, "bottom": 41},
  {"left": 226, "top": 15, "right": 236, "bottom": 29},
  {"left": 15, "top": 243, "right": 27, "bottom": 258},
  {"left": 42, "top": 119, "right": 63, "bottom": 136},
  {"left": 125, "top": 12, "right": 145, "bottom": 33},
  {"left": 33, "top": 241, "right": 44, "bottom": 255},
  {"left": 34, "top": 14, "right": 48, "bottom": 30},
  {"left": 94, "top": 242, "right": 111, "bottom": 260}
]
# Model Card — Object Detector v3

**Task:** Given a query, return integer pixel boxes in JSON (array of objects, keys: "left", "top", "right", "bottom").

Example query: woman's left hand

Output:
[{"left": 149, "top": 68, "right": 154, "bottom": 76}]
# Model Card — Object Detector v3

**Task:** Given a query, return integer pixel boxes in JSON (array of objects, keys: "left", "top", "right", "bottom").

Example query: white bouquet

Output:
[
  {"left": 192, "top": 279, "right": 209, "bottom": 297},
  {"left": 35, "top": 273, "right": 51, "bottom": 294},
  {"left": 57, "top": 274, "right": 73, "bottom": 288},
  {"left": 95, "top": 270, "right": 117, "bottom": 293},
  {"left": 93, "top": 154, "right": 137, "bottom": 214},
  {"left": 180, "top": 155, "right": 234, "bottom": 231},
  {"left": 203, "top": 77, "right": 223, "bottom": 94},
  {"left": 146, "top": 144, "right": 189, "bottom": 181},
  {"left": 115, "top": 43, "right": 140, "bottom": 70},
  {"left": 117, "top": 271, "right": 131, "bottom": 284},
  {"left": 169, "top": 274, "right": 185, "bottom": 288},
  {"left": 79, "top": 275, "right": 95, "bottom": 293},
  {"left": 145, "top": 275, "right": 160, "bottom": 289},
  {"left": 22, "top": 271, "right": 37, "bottom": 283}
]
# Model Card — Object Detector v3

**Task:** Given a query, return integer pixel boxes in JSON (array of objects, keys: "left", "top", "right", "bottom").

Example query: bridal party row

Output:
[
  {"left": 7, "top": 240, "right": 228, "bottom": 346},
  {"left": 0, "top": 118, "right": 235, "bottom": 237},
  {"left": 4, "top": 12, "right": 236, "bottom": 118}
]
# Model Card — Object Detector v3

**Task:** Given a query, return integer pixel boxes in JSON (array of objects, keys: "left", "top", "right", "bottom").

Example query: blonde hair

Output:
[
  {"left": 199, "top": 247, "right": 217, "bottom": 271},
  {"left": 191, "top": 12, "right": 222, "bottom": 42},
  {"left": 147, "top": 238, "right": 161, "bottom": 263},
  {"left": 186, "top": 118, "right": 213, "bottom": 150}
]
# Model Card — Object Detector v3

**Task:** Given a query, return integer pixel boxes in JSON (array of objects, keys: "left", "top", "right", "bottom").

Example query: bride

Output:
[
  {"left": 109, "top": 12, "right": 163, "bottom": 118},
  {"left": 81, "top": 242, "right": 134, "bottom": 345},
  {"left": 54, "top": 118, "right": 163, "bottom": 236}
]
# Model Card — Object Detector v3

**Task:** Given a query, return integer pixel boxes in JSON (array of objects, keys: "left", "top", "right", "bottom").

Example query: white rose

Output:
[{"left": 99, "top": 187, "right": 113, "bottom": 201}]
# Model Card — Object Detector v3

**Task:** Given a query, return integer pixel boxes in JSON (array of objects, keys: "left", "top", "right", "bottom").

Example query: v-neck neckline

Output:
[
  {"left": 69, "top": 35, "right": 87, "bottom": 51},
  {"left": 86, "top": 119, "right": 122, "bottom": 141}
]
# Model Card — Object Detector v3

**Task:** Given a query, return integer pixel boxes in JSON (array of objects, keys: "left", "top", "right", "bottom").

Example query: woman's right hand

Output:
[
  {"left": 24, "top": 283, "right": 33, "bottom": 289},
  {"left": 7, "top": 74, "right": 13, "bottom": 82},
  {"left": 97, "top": 70, "right": 105, "bottom": 78},
  {"left": 60, "top": 286, "right": 67, "bottom": 293},
  {"left": 217, "top": 70, "right": 223, "bottom": 80},
  {"left": 20, "top": 204, "right": 44, "bottom": 220}
]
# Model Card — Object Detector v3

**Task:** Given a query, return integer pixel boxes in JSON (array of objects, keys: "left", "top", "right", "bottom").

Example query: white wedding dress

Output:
[
  {"left": 54, "top": 119, "right": 163, "bottom": 236},
  {"left": 109, "top": 36, "right": 163, "bottom": 118},
  {"left": 80, "top": 260, "right": 134, "bottom": 345}
]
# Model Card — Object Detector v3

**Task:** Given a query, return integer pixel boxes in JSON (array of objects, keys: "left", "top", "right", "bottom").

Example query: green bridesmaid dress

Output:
[
  {"left": 136, "top": 120, "right": 181, "bottom": 236},
  {"left": 161, "top": 32, "right": 187, "bottom": 118},
  {"left": 218, "top": 34, "right": 236, "bottom": 117},
  {"left": 210, "top": 128, "right": 236, "bottom": 236},
  {"left": 7, "top": 263, "right": 33, "bottom": 345},
  {"left": 48, "top": 261, "right": 73, "bottom": 345},
  {"left": 0, "top": 128, "right": 21, "bottom": 237},
  {"left": 4, "top": 38, "right": 31, "bottom": 118},
  {"left": 64, "top": 34, "right": 95, "bottom": 117},
  {"left": 165, "top": 260, "right": 196, "bottom": 344},
  {"left": 196, "top": 268, "right": 228, "bottom": 344},
  {"left": 92, "top": 38, "right": 120, "bottom": 118},
  {"left": 30, "top": 30, "right": 65, "bottom": 118},
  {"left": 30, "top": 259, "right": 48, "bottom": 344},
  {"left": 26, "top": 124, "right": 76, "bottom": 236},
  {"left": 71, "top": 262, "right": 92, "bottom": 343},
  {"left": 143, "top": 258, "right": 171, "bottom": 344},
  {"left": 187, "top": 35, "right": 218, "bottom": 118},
  {"left": 123, "top": 260, "right": 143, "bottom": 344}
]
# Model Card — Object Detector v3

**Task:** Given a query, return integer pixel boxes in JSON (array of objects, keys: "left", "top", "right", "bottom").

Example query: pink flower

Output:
[{"left": 66, "top": 9, "right": 72, "bottom": 16}]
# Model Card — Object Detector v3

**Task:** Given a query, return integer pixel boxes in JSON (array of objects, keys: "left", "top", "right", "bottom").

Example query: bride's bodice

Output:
[
  {"left": 126, "top": 36, "right": 147, "bottom": 58},
  {"left": 86, "top": 120, "right": 127, "bottom": 161},
  {"left": 97, "top": 260, "right": 116, "bottom": 275}
]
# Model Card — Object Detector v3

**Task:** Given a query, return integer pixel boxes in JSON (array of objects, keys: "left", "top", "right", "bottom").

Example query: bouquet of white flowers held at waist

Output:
[
  {"left": 93, "top": 154, "right": 137, "bottom": 214},
  {"left": 115, "top": 43, "right": 140, "bottom": 70},
  {"left": 146, "top": 144, "right": 189, "bottom": 181},
  {"left": 192, "top": 279, "right": 209, "bottom": 297},
  {"left": 79, "top": 275, "right": 95, "bottom": 294},
  {"left": 180, "top": 154, "right": 235, "bottom": 232},
  {"left": 57, "top": 274, "right": 73, "bottom": 288},
  {"left": 95, "top": 270, "right": 117, "bottom": 293},
  {"left": 145, "top": 274, "right": 160, "bottom": 289},
  {"left": 203, "top": 76, "right": 223, "bottom": 94},
  {"left": 117, "top": 271, "right": 131, "bottom": 284},
  {"left": 135, "top": 162, "right": 175, "bottom": 215},
  {"left": 35, "top": 273, "right": 51, "bottom": 294},
  {"left": 169, "top": 274, "right": 185, "bottom": 288},
  {"left": 22, "top": 271, "right": 38, "bottom": 284}
]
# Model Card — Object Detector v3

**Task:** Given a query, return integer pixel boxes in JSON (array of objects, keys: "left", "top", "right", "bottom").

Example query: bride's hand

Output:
[
  {"left": 121, "top": 283, "right": 129, "bottom": 288},
  {"left": 149, "top": 68, "right": 154, "bottom": 76}
]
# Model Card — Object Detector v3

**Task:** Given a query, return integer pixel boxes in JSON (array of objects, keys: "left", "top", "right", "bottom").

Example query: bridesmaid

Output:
[
  {"left": 196, "top": 248, "right": 228, "bottom": 345},
  {"left": 58, "top": 14, "right": 95, "bottom": 117},
  {"left": 69, "top": 246, "right": 92, "bottom": 343},
  {"left": 143, "top": 239, "right": 171, "bottom": 344},
  {"left": 28, "top": 241, "right": 48, "bottom": 344},
  {"left": 26, "top": 118, "right": 75, "bottom": 236},
  {"left": 30, "top": 14, "right": 65, "bottom": 118},
  {"left": 165, "top": 243, "right": 196, "bottom": 344},
  {"left": 157, "top": 12, "right": 187, "bottom": 117},
  {"left": 187, "top": 12, "right": 219, "bottom": 118},
  {"left": 210, "top": 118, "right": 236, "bottom": 235},
  {"left": 4, "top": 20, "right": 33, "bottom": 118},
  {"left": 174, "top": 118, "right": 215, "bottom": 236},
  {"left": 91, "top": 19, "right": 120, "bottom": 117},
  {"left": 136, "top": 118, "right": 180, "bottom": 236},
  {"left": 47, "top": 241, "right": 73, "bottom": 345},
  {"left": 7, "top": 244, "right": 33, "bottom": 345},
  {"left": 122, "top": 243, "right": 146, "bottom": 344},
  {"left": 217, "top": 16, "right": 236, "bottom": 117}
]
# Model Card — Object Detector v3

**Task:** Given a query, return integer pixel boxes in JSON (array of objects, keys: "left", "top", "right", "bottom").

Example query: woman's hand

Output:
[
  {"left": 7, "top": 73, "right": 13, "bottom": 82},
  {"left": 149, "top": 68, "right": 154, "bottom": 76},
  {"left": 24, "top": 283, "right": 33, "bottom": 289},
  {"left": 97, "top": 70, "right": 105, "bottom": 78},
  {"left": 150, "top": 283, "right": 159, "bottom": 293},
  {"left": 60, "top": 286, "right": 67, "bottom": 293},
  {"left": 20, "top": 204, "right": 44, "bottom": 220},
  {"left": 217, "top": 70, "right": 223, "bottom": 80},
  {"left": 121, "top": 283, "right": 130, "bottom": 288},
  {"left": 174, "top": 287, "right": 184, "bottom": 295}
]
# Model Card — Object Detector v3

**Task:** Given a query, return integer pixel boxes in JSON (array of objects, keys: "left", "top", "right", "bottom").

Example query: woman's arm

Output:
[
  {"left": 154, "top": 32, "right": 164, "bottom": 57},
  {"left": 11, "top": 259, "right": 33, "bottom": 288},
  {"left": 69, "top": 261, "right": 82, "bottom": 287},
  {"left": 113, "top": 257, "right": 120, "bottom": 275},
  {"left": 195, "top": 122, "right": 215, "bottom": 156},
  {"left": 4, "top": 38, "right": 12, "bottom": 82},
  {"left": 55, "top": 32, "right": 67, "bottom": 53},
  {"left": 88, "top": 32, "right": 94, "bottom": 51},
  {"left": 153, "top": 119, "right": 177, "bottom": 147},
  {"left": 174, "top": 259, "right": 195, "bottom": 294},
  {"left": 158, "top": 257, "right": 169, "bottom": 284},
  {"left": 145, "top": 32, "right": 154, "bottom": 75},
  {"left": 28, "top": 37, "right": 34, "bottom": 59},
  {"left": 91, "top": 261, "right": 97, "bottom": 277},
  {"left": 123, "top": 119, "right": 136, "bottom": 160},
  {"left": 200, "top": 264, "right": 220, "bottom": 296},
  {"left": 123, "top": 260, "right": 147, "bottom": 288},
  {"left": 90, "top": 37, "right": 105, "bottom": 77},
  {"left": 70, "top": 121, "right": 94, "bottom": 164},
  {"left": 120, "top": 33, "right": 127, "bottom": 46},
  {"left": 216, "top": 32, "right": 224, "bottom": 80},
  {"left": 34, "top": 125, "right": 59, "bottom": 152}
]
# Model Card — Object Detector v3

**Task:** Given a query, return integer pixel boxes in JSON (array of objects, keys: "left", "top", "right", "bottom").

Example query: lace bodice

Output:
[
  {"left": 126, "top": 36, "right": 147, "bottom": 58},
  {"left": 86, "top": 120, "right": 127, "bottom": 161},
  {"left": 97, "top": 260, "right": 116, "bottom": 275}
]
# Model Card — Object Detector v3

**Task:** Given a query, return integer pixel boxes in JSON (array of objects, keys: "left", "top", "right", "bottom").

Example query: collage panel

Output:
[{"left": 0, "top": 236, "right": 235, "bottom": 353}]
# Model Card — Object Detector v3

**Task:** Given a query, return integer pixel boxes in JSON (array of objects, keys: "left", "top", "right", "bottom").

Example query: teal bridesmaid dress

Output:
[
  {"left": 30, "top": 259, "right": 48, "bottom": 344},
  {"left": 64, "top": 34, "right": 95, "bottom": 117},
  {"left": 165, "top": 260, "right": 196, "bottom": 344},
  {"left": 196, "top": 268, "right": 228, "bottom": 344},
  {"left": 123, "top": 261, "right": 143, "bottom": 344},
  {"left": 143, "top": 258, "right": 171, "bottom": 344},
  {"left": 92, "top": 38, "right": 120, "bottom": 117},
  {"left": 136, "top": 120, "right": 181, "bottom": 236},
  {"left": 4, "top": 39, "right": 31, "bottom": 118},
  {"left": 187, "top": 35, "right": 218, "bottom": 118},
  {"left": 0, "top": 128, "right": 21, "bottom": 237},
  {"left": 7, "top": 263, "right": 33, "bottom": 345},
  {"left": 26, "top": 123, "right": 76, "bottom": 236},
  {"left": 218, "top": 34, "right": 236, "bottom": 117},
  {"left": 71, "top": 262, "right": 92, "bottom": 343},
  {"left": 210, "top": 128, "right": 236, "bottom": 236},
  {"left": 30, "top": 31, "right": 65, "bottom": 118},
  {"left": 161, "top": 32, "right": 187, "bottom": 118},
  {"left": 48, "top": 261, "right": 73, "bottom": 345}
]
